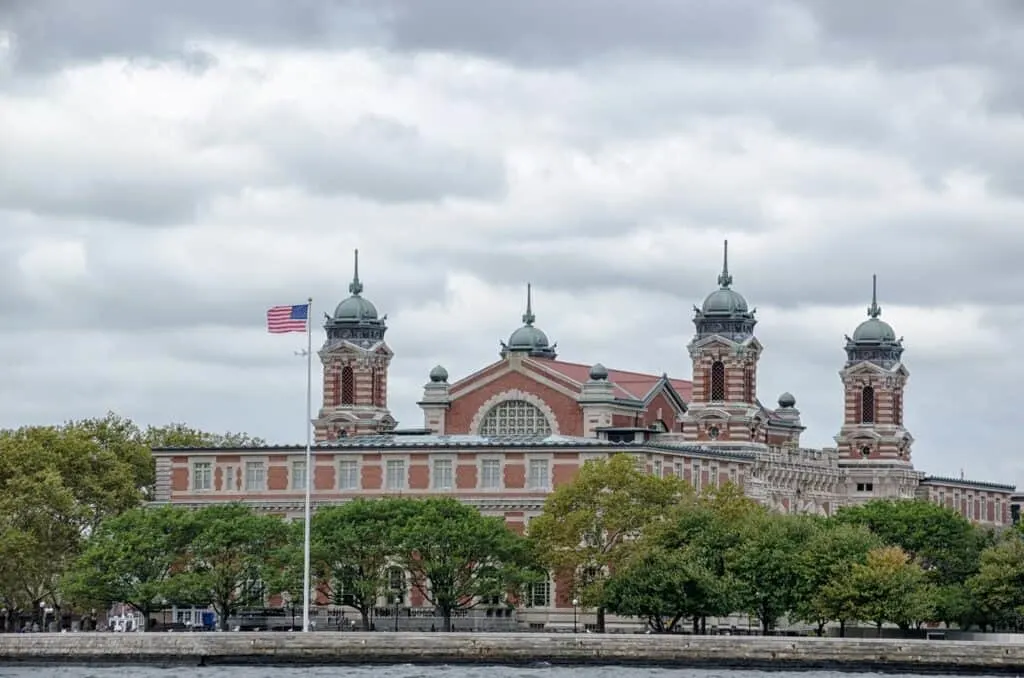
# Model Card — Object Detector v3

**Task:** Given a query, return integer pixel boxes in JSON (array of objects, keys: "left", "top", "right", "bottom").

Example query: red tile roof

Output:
[{"left": 529, "top": 358, "right": 692, "bottom": 402}]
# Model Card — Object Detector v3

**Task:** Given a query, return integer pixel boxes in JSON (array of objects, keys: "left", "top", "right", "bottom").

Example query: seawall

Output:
[{"left": 1, "top": 632, "right": 1023, "bottom": 674}]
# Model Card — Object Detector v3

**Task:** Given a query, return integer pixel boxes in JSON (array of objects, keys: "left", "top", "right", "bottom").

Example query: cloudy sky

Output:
[{"left": 1, "top": 0, "right": 1022, "bottom": 486}]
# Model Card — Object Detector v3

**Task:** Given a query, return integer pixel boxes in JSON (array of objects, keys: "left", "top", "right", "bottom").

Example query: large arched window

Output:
[
  {"left": 341, "top": 366, "right": 355, "bottom": 405},
  {"left": 710, "top": 361, "right": 726, "bottom": 401},
  {"left": 478, "top": 400, "right": 552, "bottom": 436},
  {"left": 860, "top": 386, "right": 875, "bottom": 424}
]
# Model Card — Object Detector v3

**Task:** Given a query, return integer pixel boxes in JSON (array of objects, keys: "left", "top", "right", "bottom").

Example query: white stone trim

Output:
[
  {"left": 525, "top": 455, "right": 553, "bottom": 491},
  {"left": 337, "top": 457, "right": 361, "bottom": 491},
  {"left": 242, "top": 458, "right": 268, "bottom": 492},
  {"left": 689, "top": 407, "right": 731, "bottom": 421},
  {"left": 190, "top": 459, "right": 213, "bottom": 492},
  {"left": 383, "top": 455, "right": 410, "bottom": 492},
  {"left": 430, "top": 454, "right": 456, "bottom": 491},
  {"left": 477, "top": 456, "right": 505, "bottom": 491},
  {"left": 469, "top": 390, "right": 561, "bottom": 436}
]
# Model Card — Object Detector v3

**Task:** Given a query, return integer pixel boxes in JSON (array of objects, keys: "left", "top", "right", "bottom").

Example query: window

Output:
[
  {"left": 527, "top": 459, "right": 549, "bottom": 490},
  {"left": 432, "top": 459, "right": 453, "bottom": 490},
  {"left": 478, "top": 400, "right": 552, "bottom": 436},
  {"left": 996, "top": 498, "right": 1003, "bottom": 522},
  {"left": 388, "top": 567, "right": 406, "bottom": 604},
  {"left": 860, "top": 386, "right": 875, "bottom": 423},
  {"left": 856, "top": 482, "right": 874, "bottom": 492},
  {"left": 710, "top": 361, "right": 726, "bottom": 401},
  {"left": 893, "top": 391, "right": 902, "bottom": 425},
  {"left": 710, "top": 464, "right": 719, "bottom": 488},
  {"left": 525, "top": 579, "right": 551, "bottom": 608},
  {"left": 673, "top": 461, "right": 683, "bottom": 478},
  {"left": 192, "top": 462, "right": 212, "bottom": 491},
  {"left": 653, "top": 460, "right": 662, "bottom": 477},
  {"left": 338, "top": 460, "right": 359, "bottom": 490},
  {"left": 729, "top": 467, "right": 738, "bottom": 486},
  {"left": 480, "top": 459, "right": 502, "bottom": 489},
  {"left": 291, "top": 460, "right": 307, "bottom": 491},
  {"left": 224, "top": 466, "right": 235, "bottom": 492},
  {"left": 743, "top": 366, "right": 754, "bottom": 402},
  {"left": 385, "top": 459, "right": 406, "bottom": 490},
  {"left": 371, "top": 369, "right": 382, "bottom": 406},
  {"left": 244, "top": 462, "right": 266, "bottom": 491},
  {"left": 341, "top": 366, "right": 355, "bottom": 405},
  {"left": 692, "top": 460, "right": 702, "bottom": 492}
]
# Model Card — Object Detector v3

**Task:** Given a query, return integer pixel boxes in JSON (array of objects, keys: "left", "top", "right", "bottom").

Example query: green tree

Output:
[
  {"left": 528, "top": 454, "right": 691, "bottom": 632},
  {"left": 726, "top": 513, "right": 818, "bottom": 633},
  {"left": 792, "top": 522, "right": 881, "bottom": 635},
  {"left": 835, "top": 499, "right": 982, "bottom": 584},
  {"left": 848, "top": 546, "right": 934, "bottom": 633},
  {"left": 0, "top": 421, "right": 147, "bottom": 620},
  {"left": 394, "top": 498, "right": 536, "bottom": 632},
  {"left": 603, "top": 547, "right": 720, "bottom": 632},
  {"left": 144, "top": 423, "right": 266, "bottom": 449},
  {"left": 59, "top": 505, "right": 196, "bottom": 629},
  {"left": 290, "top": 499, "right": 416, "bottom": 631},
  {"left": 966, "top": 535, "right": 1024, "bottom": 631},
  {"left": 650, "top": 484, "right": 765, "bottom": 632},
  {"left": 168, "top": 503, "right": 291, "bottom": 631},
  {"left": 0, "top": 414, "right": 264, "bottom": 626}
]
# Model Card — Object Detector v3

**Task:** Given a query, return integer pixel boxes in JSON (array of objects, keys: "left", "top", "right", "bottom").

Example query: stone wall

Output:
[{"left": 2, "top": 632, "right": 1024, "bottom": 673}]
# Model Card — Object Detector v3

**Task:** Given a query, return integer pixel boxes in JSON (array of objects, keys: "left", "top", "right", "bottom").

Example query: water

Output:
[{"left": 0, "top": 666, "right": 978, "bottom": 678}]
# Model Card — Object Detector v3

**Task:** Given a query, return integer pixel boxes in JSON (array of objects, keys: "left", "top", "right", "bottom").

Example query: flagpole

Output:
[{"left": 301, "top": 297, "right": 313, "bottom": 632}]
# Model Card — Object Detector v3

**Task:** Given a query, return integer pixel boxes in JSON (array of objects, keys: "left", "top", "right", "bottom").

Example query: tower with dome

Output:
[
  {"left": 313, "top": 250, "right": 396, "bottom": 440},
  {"left": 680, "top": 241, "right": 764, "bottom": 444},
  {"left": 834, "top": 275, "right": 919, "bottom": 501}
]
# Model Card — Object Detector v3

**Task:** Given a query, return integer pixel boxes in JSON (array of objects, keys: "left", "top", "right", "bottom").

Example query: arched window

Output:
[
  {"left": 341, "top": 366, "right": 355, "bottom": 405},
  {"left": 710, "top": 361, "right": 726, "bottom": 401},
  {"left": 861, "top": 386, "right": 875, "bottom": 424},
  {"left": 893, "top": 391, "right": 902, "bottom": 425},
  {"left": 478, "top": 400, "right": 552, "bottom": 436}
]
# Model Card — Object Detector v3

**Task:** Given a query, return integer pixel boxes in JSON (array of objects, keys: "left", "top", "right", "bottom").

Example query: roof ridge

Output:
[{"left": 547, "top": 358, "right": 691, "bottom": 383}]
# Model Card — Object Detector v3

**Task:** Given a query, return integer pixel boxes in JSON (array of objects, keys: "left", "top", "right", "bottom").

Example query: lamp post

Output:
[
  {"left": 39, "top": 601, "right": 46, "bottom": 631},
  {"left": 393, "top": 593, "right": 401, "bottom": 632},
  {"left": 161, "top": 598, "right": 168, "bottom": 630},
  {"left": 571, "top": 598, "right": 578, "bottom": 633}
]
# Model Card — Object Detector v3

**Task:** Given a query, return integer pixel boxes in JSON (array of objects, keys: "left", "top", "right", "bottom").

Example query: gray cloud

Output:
[
  {"left": 260, "top": 114, "right": 507, "bottom": 203},
  {"left": 1, "top": 0, "right": 1023, "bottom": 488},
  {"left": 0, "top": 0, "right": 376, "bottom": 73}
]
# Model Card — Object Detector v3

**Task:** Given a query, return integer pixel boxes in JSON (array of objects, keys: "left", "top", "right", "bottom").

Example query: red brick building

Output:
[{"left": 153, "top": 245, "right": 1015, "bottom": 629}]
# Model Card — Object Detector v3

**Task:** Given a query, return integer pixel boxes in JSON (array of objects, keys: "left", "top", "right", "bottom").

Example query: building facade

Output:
[{"left": 153, "top": 245, "right": 1016, "bottom": 629}]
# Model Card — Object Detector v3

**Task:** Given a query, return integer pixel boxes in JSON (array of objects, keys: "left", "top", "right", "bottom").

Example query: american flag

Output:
[{"left": 267, "top": 304, "right": 309, "bottom": 334}]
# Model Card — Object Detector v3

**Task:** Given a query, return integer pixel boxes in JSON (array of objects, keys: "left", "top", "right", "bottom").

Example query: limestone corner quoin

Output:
[{"left": 1, "top": 634, "right": 1024, "bottom": 674}]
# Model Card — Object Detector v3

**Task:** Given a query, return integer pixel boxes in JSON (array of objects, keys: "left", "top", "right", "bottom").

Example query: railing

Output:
[{"left": 227, "top": 607, "right": 518, "bottom": 633}]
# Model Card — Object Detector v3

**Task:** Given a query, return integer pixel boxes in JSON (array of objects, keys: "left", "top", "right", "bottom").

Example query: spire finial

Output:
[
  {"left": 717, "top": 239, "right": 733, "bottom": 289},
  {"left": 349, "top": 249, "right": 363, "bottom": 296},
  {"left": 867, "top": 274, "right": 880, "bottom": 318},
  {"left": 522, "top": 283, "right": 535, "bottom": 326}
]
